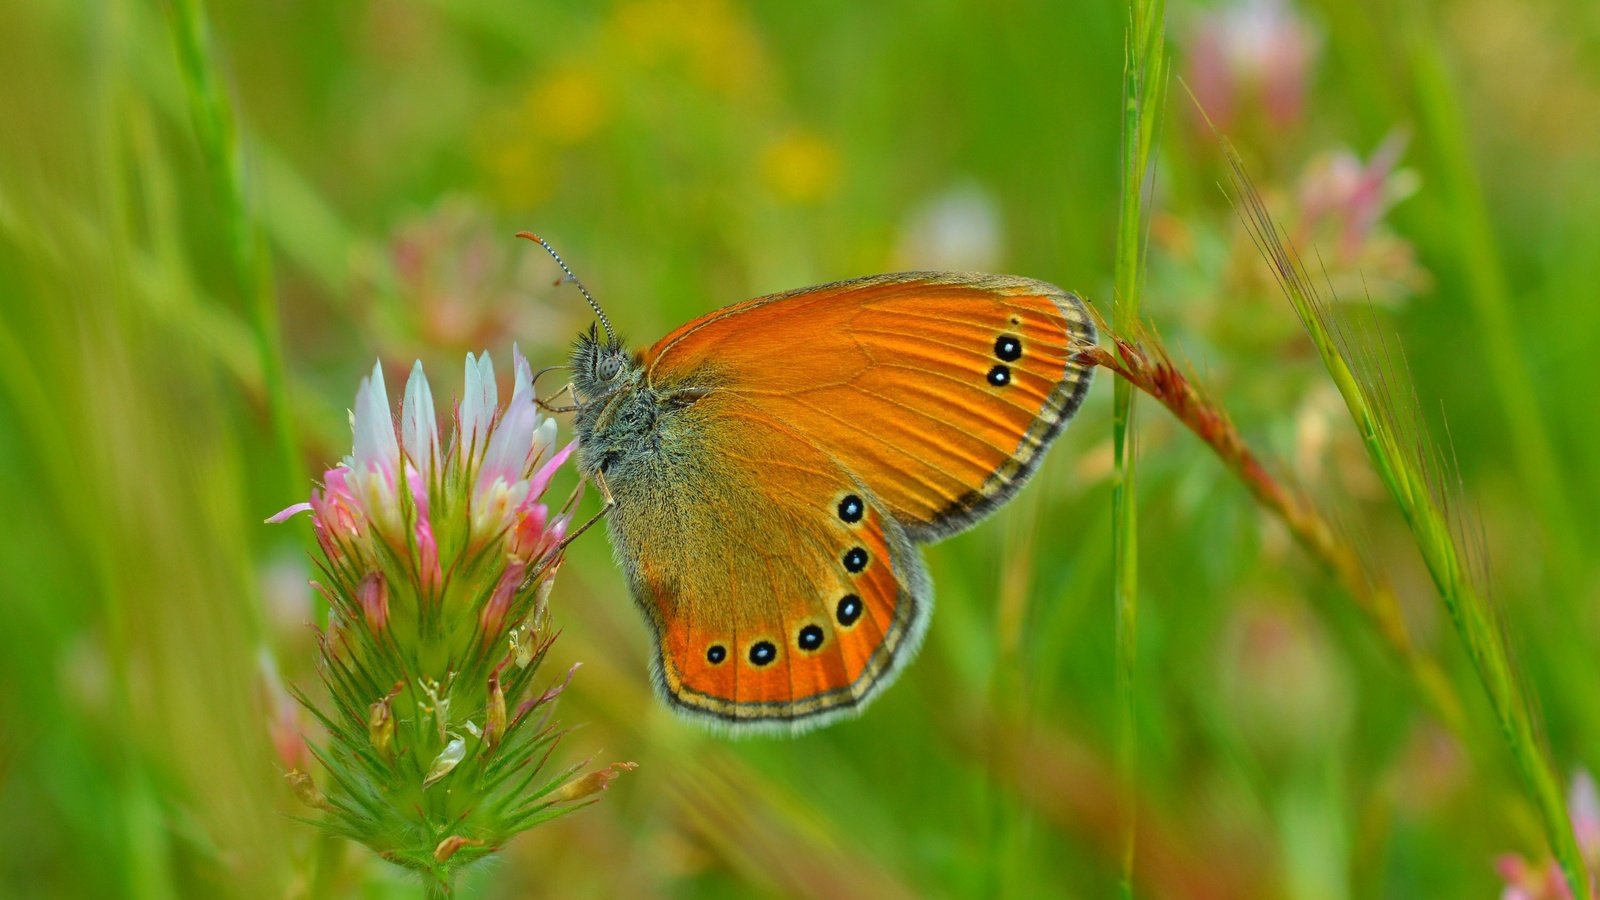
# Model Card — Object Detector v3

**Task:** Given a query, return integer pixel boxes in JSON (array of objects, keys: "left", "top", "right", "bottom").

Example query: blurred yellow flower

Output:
[
  {"left": 474, "top": 66, "right": 607, "bottom": 208},
  {"left": 760, "top": 131, "right": 840, "bottom": 205},
  {"left": 478, "top": 137, "right": 553, "bottom": 209},
  {"left": 526, "top": 65, "right": 609, "bottom": 146},
  {"left": 610, "top": 0, "right": 769, "bottom": 96},
  {"left": 610, "top": 0, "right": 678, "bottom": 65}
]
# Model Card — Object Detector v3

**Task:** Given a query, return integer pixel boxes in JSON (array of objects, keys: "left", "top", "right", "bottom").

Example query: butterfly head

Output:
[
  {"left": 571, "top": 323, "right": 639, "bottom": 401},
  {"left": 570, "top": 323, "right": 658, "bottom": 480}
]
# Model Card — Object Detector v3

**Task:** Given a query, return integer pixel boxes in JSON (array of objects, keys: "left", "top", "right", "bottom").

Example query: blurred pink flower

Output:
[
  {"left": 1496, "top": 769, "right": 1600, "bottom": 899},
  {"left": 257, "top": 650, "right": 310, "bottom": 774},
  {"left": 1575, "top": 770, "right": 1600, "bottom": 863},
  {"left": 1217, "top": 601, "right": 1351, "bottom": 760},
  {"left": 1297, "top": 132, "right": 1416, "bottom": 258},
  {"left": 1185, "top": 0, "right": 1319, "bottom": 131},
  {"left": 1287, "top": 134, "right": 1429, "bottom": 305},
  {"left": 384, "top": 199, "right": 567, "bottom": 357}
]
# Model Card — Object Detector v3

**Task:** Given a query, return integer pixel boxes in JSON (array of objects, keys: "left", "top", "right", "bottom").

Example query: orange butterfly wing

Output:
[
  {"left": 643, "top": 272, "right": 1095, "bottom": 539},
  {"left": 611, "top": 272, "right": 1093, "bottom": 731}
]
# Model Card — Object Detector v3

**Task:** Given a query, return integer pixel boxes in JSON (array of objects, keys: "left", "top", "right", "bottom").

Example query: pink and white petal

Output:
[
  {"left": 510, "top": 343, "right": 535, "bottom": 405},
  {"left": 461, "top": 351, "right": 498, "bottom": 463},
  {"left": 405, "top": 462, "right": 431, "bottom": 519},
  {"left": 529, "top": 418, "right": 558, "bottom": 472},
  {"left": 351, "top": 361, "right": 400, "bottom": 475},
  {"left": 266, "top": 502, "right": 313, "bottom": 524},
  {"left": 477, "top": 560, "right": 526, "bottom": 639},
  {"left": 402, "top": 360, "right": 441, "bottom": 478},
  {"left": 1570, "top": 769, "right": 1600, "bottom": 854},
  {"left": 508, "top": 502, "right": 549, "bottom": 559},
  {"left": 527, "top": 439, "right": 577, "bottom": 499},
  {"left": 415, "top": 513, "right": 441, "bottom": 593},
  {"left": 478, "top": 394, "right": 538, "bottom": 495}
]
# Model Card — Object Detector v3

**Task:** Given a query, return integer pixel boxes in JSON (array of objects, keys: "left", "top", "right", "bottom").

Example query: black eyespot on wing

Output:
[
  {"left": 706, "top": 644, "right": 727, "bottom": 664},
  {"left": 995, "top": 335, "right": 1022, "bottom": 361},
  {"left": 838, "top": 494, "right": 864, "bottom": 523},
  {"left": 797, "top": 624, "right": 824, "bottom": 651},
  {"left": 836, "top": 594, "right": 863, "bottom": 627},
  {"left": 843, "top": 547, "right": 868, "bottom": 573},
  {"left": 748, "top": 640, "right": 777, "bottom": 666},
  {"left": 987, "top": 364, "right": 1011, "bottom": 387}
]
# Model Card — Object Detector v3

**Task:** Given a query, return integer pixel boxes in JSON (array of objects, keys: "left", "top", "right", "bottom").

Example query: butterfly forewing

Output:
[{"left": 644, "top": 272, "right": 1095, "bottom": 540}]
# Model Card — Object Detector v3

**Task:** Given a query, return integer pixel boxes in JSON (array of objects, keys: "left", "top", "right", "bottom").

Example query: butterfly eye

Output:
[{"left": 597, "top": 354, "right": 623, "bottom": 381}]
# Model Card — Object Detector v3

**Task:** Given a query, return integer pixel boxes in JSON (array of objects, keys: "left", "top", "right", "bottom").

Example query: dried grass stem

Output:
[{"left": 1080, "top": 336, "right": 1465, "bottom": 733}]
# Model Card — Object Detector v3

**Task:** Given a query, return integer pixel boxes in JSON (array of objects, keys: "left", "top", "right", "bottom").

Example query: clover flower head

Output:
[{"left": 267, "top": 347, "right": 629, "bottom": 893}]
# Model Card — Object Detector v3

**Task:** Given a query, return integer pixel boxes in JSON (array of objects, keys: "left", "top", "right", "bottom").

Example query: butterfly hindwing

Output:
[{"left": 603, "top": 388, "right": 930, "bottom": 733}]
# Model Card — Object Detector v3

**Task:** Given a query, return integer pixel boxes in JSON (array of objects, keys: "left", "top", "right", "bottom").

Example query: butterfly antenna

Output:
[{"left": 515, "top": 231, "right": 616, "bottom": 343}]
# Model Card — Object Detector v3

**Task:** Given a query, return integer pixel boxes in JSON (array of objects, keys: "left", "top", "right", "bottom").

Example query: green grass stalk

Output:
[
  {"left": 1111, "top": 1, "right": 1168, "bottom": 894},
  {"left": 165, "top": 0, "right": 302, "bottom": 502},
  {"left": 1227, "top": 150, "right": 1592, "bottom": 900}
]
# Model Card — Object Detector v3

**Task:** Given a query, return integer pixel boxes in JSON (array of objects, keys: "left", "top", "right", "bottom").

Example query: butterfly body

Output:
[{"left": 570, "top": 272, "right": 1094, "bottom": 734}]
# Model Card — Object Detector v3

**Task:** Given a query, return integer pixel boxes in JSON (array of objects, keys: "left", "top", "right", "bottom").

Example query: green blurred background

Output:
[{"left": 3, "top": 0, "right": 1600, "bottom": 896}]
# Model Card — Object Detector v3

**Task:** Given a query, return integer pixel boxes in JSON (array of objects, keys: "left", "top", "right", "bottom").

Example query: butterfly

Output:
[{"left": 526, "top": 235, "right": 1096, "bottom": 735}]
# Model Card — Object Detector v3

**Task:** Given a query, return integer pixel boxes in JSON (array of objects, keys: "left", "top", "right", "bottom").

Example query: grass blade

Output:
[
  {"left": 1111, "top": 0, "right": 1167, "bottom": 893},
  {"left": 1225, "top": 144, "right": 1592, "bottom": 900},
  {"left": 164, "top": 0, "right": 302, "bottom": 502}
]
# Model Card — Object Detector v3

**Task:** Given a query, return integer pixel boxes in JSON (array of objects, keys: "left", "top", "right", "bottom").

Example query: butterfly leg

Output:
[
  {"left": 553, "top": 469, "right": 615, "bottom": 552},
  {"left": 535, "top": 382, "right": 581, "bottom": 414},
  {"left": 527, "top": 471, "right": 614, "bottom": 582}
]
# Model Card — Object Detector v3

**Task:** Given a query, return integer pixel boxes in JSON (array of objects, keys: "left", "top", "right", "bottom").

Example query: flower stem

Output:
[
  {"left": 424, "top": 874, "right": 454, "bottom": 900},
  {"left": 307, "top": 832, "right": 345, "bottom": 900}
]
